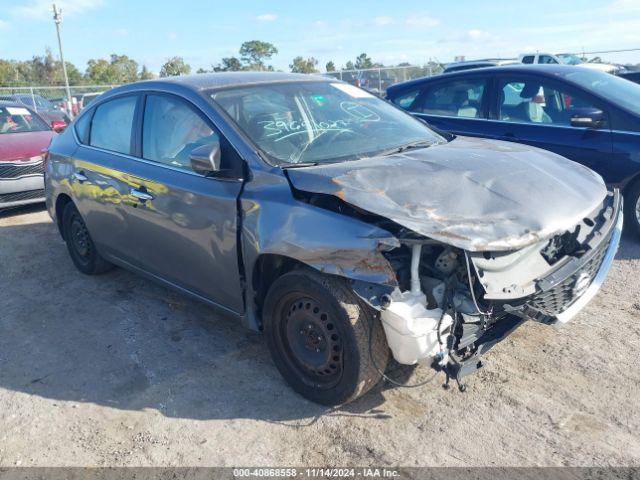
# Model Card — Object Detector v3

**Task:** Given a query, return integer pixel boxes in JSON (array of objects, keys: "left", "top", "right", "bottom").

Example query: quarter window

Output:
[
  {"left": 413, "top": 79, "right": 485, "bottom": 118},
  {"left": 498, "top": 78, "right": 599, "bottom": 126},
  {"left": 142, "top": 94, "right": 217, "bottom": 172},
  {"left": 521, "top": 56, "right": 535, "bottom": 64},
  {"left": 74, "top": 111, "right": 91, "bottom": 144},
  {"left": 89, "top": 96, "right": 137, "bottom": 154}
]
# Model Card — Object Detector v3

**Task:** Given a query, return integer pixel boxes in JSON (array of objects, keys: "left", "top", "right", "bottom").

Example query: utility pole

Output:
[{"left": 52, "top": 4, "right": 73, "bottom": 119}]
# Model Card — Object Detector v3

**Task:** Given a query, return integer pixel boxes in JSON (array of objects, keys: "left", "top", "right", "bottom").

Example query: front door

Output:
[
  {"left": 485, "top": 74, "right": 613, "bottom": 177},
  {"left": 123, "top": 93, "right": 245, "bottom": 313}
]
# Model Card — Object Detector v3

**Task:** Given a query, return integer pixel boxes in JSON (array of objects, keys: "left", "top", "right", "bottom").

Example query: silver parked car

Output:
[{"left": 45, "top": 72, "right": 622, "bottom": 405}]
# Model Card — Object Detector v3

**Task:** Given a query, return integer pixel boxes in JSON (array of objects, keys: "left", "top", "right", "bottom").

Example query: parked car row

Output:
[
  {"left": 443, "top": 53, "right": 629, "bottom": 75},
  {"left": 42, "top": 71, "right": 623, "bottom": 405}
]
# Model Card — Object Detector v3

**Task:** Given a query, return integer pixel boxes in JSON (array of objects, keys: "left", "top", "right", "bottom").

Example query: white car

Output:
[{"left": 518, "top": 53, "right": 622, "bottom": 74}]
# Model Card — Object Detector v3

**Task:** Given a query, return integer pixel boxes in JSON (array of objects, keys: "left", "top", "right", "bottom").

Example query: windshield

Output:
[
  {"left": 563, "top": 69, "right": 640, "bottom": 115},
  {"left": 558, "top": 54, "right": 583, "bottom": 65},
  {"left": 0, "top": 106, "right": 49, "bottom": 134},
  {"left": 209, "top": 81, "right": 443, "bottom": 165}
]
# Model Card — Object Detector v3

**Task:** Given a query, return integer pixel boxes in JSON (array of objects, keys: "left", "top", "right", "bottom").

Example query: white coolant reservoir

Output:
[{"left": 380, "top": 289, "right": 453, "bottom": 365}]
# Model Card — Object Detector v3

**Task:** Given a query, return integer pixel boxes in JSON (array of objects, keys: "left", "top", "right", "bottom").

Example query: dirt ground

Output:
[{"left": 0, "top": 204, "right": 639, "bottom": 467}]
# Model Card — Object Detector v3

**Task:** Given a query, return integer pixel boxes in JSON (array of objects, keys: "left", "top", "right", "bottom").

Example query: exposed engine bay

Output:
[
  {"left": 374, "top": 190, "right": 622, "bottom": 386},
  {"left": 379, "top": 240, "right": 520, "bottom": 385}
]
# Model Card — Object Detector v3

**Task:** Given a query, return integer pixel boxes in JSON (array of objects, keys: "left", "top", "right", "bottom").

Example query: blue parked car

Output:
[{"left": 386, "top": 65, "right": 640, "bottom": 235}]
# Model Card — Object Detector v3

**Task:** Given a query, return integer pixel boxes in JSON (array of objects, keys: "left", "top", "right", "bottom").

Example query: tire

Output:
[
  {"left": 62, "top": 202, "right": 114, "bottom": 275},
  {"left": 624, "top": 181, "right": 640, "bottom": 238},
  {"left": 263, "top": 269, "right": 389, "bottom": 405}
]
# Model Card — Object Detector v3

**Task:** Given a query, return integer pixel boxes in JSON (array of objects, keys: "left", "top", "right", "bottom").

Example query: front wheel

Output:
[
  {"left": 624, "top": 181, "right": 640, "bottom": 238},
  {"left": 263, "top": 270, "right": 389, "bottom": 405}
]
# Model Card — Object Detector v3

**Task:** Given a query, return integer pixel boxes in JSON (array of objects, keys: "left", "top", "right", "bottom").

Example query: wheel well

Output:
[
  {"left": 54, "top": 193, "right": 73, "bottom": 238},
  {"left": 252, "top": 254, "right": 309, "bottom": 317},
  {"left": 623, "top": 173, "right": 640, "bottom": 199}
]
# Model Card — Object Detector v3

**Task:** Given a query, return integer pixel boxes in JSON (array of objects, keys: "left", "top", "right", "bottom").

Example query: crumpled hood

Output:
[{"left": 287, "top": 136, "right": 607, "bottom": 251}]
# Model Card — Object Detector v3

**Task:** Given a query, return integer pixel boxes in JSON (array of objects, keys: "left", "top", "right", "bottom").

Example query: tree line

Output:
[{"left": 0, "top": 40, "right": 435, "bottom": 87}]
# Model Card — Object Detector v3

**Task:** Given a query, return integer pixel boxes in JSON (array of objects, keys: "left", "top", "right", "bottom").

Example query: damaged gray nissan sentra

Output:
[{"left": 45, "top": 72, "right": 623, "bottom": 405}]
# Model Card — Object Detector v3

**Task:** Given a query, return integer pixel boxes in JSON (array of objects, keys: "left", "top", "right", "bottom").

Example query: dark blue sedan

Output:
[{"left": 386, "top": 65, "right": 640, "bottom": 235}]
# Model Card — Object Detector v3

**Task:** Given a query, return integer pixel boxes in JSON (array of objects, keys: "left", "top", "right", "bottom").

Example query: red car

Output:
[{"left": 0, "top": 102, "right": 63, "bottom": 208}]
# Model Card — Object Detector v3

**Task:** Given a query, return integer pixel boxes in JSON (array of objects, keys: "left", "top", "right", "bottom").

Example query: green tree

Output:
[
  {"left": 325, "top": 61, "right": 336, "bottom": 72},
  {"left": 85, "top": 58, "right": 115, "bottom": 84},
  {"left": 354, "top": 53, "right": 373, "bottom": 70},
  {"left": 344, "top": 60, "right": 355, "bottom": 70},
  {"left": 62, "top": 61, "right": 83, "bottom": 85},
  {"left": 290, "top": 56, "right": 319, "bottom": 73},
  {"left": 139, "top": 65, "right": 155, "bottom": 80},
  {"left": 159, "top": 56, "right": 191, "bottom": 77},
  {"left": 0, "top": 60, "right": 17, "bottom": 86},
  {"left": 213, "top": 57, "right": 244, "bottom": 72},
  {"left": 239, "top": 40, "right": 278, "bottom": 70},
  {"left": 30, "top": 49, "right": 58, "bottom": 85},
  {"left": 109, "top": 54, "right": 139, "bottom": 83}
]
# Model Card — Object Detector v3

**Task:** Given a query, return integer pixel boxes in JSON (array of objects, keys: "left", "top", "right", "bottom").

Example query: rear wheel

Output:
[
  {"left": 62, "top": 202, "right": 114, "bottom": 275},
  {"left": 624, "top": 181, "right": 640, "bottom": 238},
  {"left": 263, "top": 270, "right": 389, "bottom": 405}
]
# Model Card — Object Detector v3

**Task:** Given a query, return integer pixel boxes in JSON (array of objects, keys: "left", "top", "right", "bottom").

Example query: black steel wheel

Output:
[
  {"left": 263, "top": 269, "right": 389, "bottom": 405},
  {"left": 62, "top": 202, "right": 114, "bottom": 275}
]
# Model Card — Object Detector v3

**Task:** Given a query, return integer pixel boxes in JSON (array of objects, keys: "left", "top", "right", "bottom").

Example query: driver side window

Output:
[
  {"left": 142, "top": 94, "right": 218, "bottom": 172},
  {"left": 498, "top": 78, "right": 598, "bottom": 126}
]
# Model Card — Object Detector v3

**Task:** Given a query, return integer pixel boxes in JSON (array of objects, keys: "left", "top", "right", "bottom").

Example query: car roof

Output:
[
  {"left": 387, "top": 64, "right": 588, "bottom": 95},
  {"left": 127, "top": 71, "right": 332, "bottom": 92}
]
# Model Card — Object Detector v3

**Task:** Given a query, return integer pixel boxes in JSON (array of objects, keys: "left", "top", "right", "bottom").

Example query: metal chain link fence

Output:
[
  {"left": 323, "top": 65, "right": 442, "bottom": 95},
  {"left": 0, "top": 65, "right": 443, "bottom": 120}
]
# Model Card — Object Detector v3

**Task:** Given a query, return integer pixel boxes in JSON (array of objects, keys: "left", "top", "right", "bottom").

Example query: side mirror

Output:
[
  {"left": 51, "top": 120, "right": 67, "bottom": 133},
  {"left": 189, "top": 142, "right": 221, "bottom": 175},
  {"left": 570, "top": 108, "right": 604, "bottom": 128}
]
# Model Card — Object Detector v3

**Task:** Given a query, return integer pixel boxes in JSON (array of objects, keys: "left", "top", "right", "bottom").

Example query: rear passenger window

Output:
[
  {"left": 521, "top": 56, "right": 535, "bottom": 64},
  {"left": 142, "top": 94, "right": 217, "bottom": 172},
  {"left": 90, "top": 96, "right": 137, "bottom": 154},
  {"left": 391, "top": 90, "right": 420, "bottom": 109},
  {"left": 414, "top": 79, "right": 485, "bottom": 118}
]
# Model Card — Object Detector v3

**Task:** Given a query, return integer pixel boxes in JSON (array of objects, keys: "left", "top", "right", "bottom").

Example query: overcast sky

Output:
[{"left": 1, "top": 0, "right": 639, "bottom": 73}]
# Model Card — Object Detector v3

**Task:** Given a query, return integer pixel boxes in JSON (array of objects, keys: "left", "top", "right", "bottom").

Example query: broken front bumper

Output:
[{"left": 519, "top": 190, "right": 623, "bottom": 325}]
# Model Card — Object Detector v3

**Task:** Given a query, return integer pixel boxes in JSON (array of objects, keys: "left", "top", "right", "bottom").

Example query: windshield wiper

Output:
[
  {"left": 375, "top": 140, "right": 435, "bottom": 158},
  {"left": 281, "top": 162, "right": 320, "bottom": 169}
]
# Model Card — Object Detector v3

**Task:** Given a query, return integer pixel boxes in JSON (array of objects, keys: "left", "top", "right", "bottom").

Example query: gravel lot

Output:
[{"left": 1, "top": 204, "right": 639, "bottom": 467}]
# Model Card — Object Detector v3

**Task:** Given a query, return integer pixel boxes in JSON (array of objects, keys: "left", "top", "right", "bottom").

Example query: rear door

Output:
[
  {"left": 403, "top": 76, "right": 490, "bottom": 137},
  {"left": 71, "top": 93, "right": 142, "bottom": 265},
  {"left": 123, "top": 92, "right": 245, "bottom": 313},
  {"left": 484, "top": 73, "right": 613, "bottom": 176}
]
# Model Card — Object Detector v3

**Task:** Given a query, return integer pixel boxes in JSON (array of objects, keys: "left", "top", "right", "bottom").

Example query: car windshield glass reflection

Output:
[
  {"left": 0, "top": 106, "right": 49, "bottom": 134},
  {"left": 209, "top": 81, "right": 443, "bottom": 165}
]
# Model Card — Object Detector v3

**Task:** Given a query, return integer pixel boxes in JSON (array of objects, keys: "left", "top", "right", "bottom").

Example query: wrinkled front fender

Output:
[{"left": 240, "top": 169, "right": 399, "bottom": 328}]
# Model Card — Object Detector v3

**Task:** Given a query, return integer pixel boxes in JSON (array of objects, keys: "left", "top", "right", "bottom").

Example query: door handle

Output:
[
  {"left": 73, "top": 171, "right": 88, "bottom": 183},
  {"left": 130, "top": 188, "right": 154, "bottom": 202}
]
